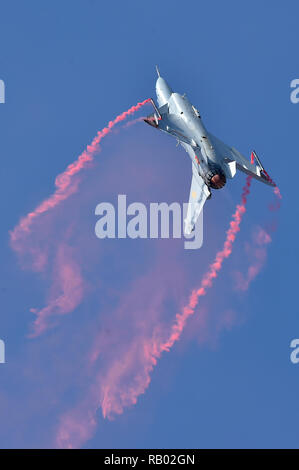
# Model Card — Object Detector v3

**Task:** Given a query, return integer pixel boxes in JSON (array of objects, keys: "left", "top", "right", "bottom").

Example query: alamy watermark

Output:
[
  {"left": 290, "top": 339, "right": 299, "bottom": 364},
  {"left": 290, "top": 79, "right": 299, "bottom": 104},
  {"left": 95, "top": 195, "right": 203, "bottom": 249},
  {"left": 0, "top": 79, "right": 5, "bottom": 103},
  {"left": 0, "top": 339, "right": 5, "bottom": 364}
]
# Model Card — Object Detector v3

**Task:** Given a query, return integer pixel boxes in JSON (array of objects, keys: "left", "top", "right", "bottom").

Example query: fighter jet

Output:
[{"left": 144, "top": 67, "right": 275, "bottom": 234}]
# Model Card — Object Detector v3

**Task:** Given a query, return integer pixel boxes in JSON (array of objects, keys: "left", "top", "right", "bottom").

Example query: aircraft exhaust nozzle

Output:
[{"left": 205, "top": 168, "right": 226, "bottom": 189}]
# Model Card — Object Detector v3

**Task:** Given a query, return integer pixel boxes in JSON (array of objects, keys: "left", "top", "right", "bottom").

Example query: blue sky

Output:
[{"left": 0, "top": 0, "right": 298, "bottom": 448}]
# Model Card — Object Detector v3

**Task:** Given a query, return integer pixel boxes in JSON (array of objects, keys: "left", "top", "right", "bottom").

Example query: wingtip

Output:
[{"left": 155, "top": 65, "right": 160, "bottom": 77}]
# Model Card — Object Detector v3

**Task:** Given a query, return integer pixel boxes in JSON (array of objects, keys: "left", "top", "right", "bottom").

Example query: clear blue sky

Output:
[{"left": 0, "top": 0, "right": 298, "bottom": 448}]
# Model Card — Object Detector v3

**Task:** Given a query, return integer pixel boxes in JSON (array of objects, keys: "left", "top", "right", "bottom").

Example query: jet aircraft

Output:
[{"left": 144, "top": 67, "right": 274, "bottom": 234}]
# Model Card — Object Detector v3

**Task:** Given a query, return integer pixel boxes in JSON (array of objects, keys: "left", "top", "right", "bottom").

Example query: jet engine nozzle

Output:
[{"left": 206, "top": 169, "right": 226, "bottom": 189}]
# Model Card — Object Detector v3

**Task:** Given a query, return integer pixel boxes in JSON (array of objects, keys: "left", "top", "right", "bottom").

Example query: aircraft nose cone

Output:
[
  {"left": 211, "top": 173, "right": 226, "bottom": 189},
  {"left": 156, "top": 77, "right": 172, "bottom": 107}
]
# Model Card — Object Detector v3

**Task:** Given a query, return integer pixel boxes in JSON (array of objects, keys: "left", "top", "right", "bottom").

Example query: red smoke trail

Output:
[
  {"left": 269, "top": 186, "right": 282, "bottom": 211},
  {"left": 235, "top": 181, "right": 282, "bottom": 291},
  {"left": 236, "top": 155, "right": 282, "bottom": 292},
  {"left": 160, "top": 176, "right": 282, "bottom": 352},
  {"left": 10, "top": 99, "right": 151, "bottom": 248},
  {"left": 159, "top": 175, "right": 252, "bottom": 352},
  {"left": 234, "top": 227, "right": 272, "bottom": 291},
  {"left": 100, "top": 175, "right": 282, "bottom": 420},
  {"left": 29, "top": 242, "right": 85, "bottom": 337},
  {"left": 100, "top": 175, "right": 253, "bottom": 420},
  {"left": 258, "top": 163, "right": 282, "bottom": 211},
  {"left": 9, "top": 99, "right": 151, "bottom": 336},
  {"left": 56, "top": 175, "right": 281, "bottom": 444}
]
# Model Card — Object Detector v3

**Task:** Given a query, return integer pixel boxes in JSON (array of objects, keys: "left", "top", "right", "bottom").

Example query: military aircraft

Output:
[{"left": 144, "top": 67, "right": 274, "bottom": 234}]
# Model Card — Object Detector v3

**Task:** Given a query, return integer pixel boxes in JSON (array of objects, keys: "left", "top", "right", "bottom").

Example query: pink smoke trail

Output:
[
  {"left": 9, "top": 99, "right": 151, "bottom": 336},
  {"left": 100, "top": 176, "right": 283, "bottom": 419},
  {"left": 259, "top": 163, "right": 282, "bottom": 212},
  {"left": 10, "top": 99, "right": 151, "bottom": 248},
  {"left": 100, "top": 175, "right": 253, "bottom": 419},
  {"left": 56, "top": 175, "right": 282, "bottom": 445},
  {"left": 269, "top": 186, "right": 282, "bottom": 211},
  {"left": 234, "top": 227, "right": 272, "bottom": 291},
  {"left": 160, "top": 177, "right": 283, "bottom": 352},
  {"left": 234, "top": 181, "right": 282, "bottom": 291},
  {"left": 158, "top": 175, "right": 252, "bottom": 352},
  {"left": 29, "top": 242, "right": 85, "bottom": 338}
]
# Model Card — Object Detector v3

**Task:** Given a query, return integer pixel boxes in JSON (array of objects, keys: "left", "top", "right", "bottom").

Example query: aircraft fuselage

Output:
[{"left": 155, "top": 76, "right": 226, "bottom": 190}]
